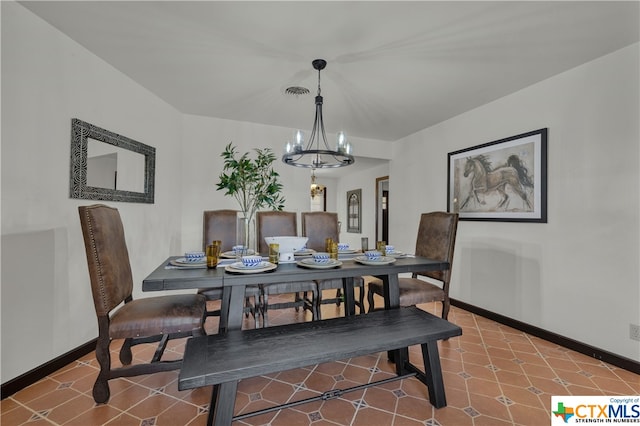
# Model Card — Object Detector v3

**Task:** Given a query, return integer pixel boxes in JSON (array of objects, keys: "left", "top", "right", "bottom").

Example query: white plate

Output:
[
  {"left": 170, "top": 258, "right": 207, "bottom": 268},
  {"left": 297, "top": 258, "right": 342, "bottom": 269},
  {"left": 225, "top": 261, "right": 277, "bottom": 274},
  {"left": 353, "top": 256, "right": 396, "bottom": 266},
  {"left": 221, "top": 250, "right": 257, "bottom": 259},
  {"left": 386, "top": 251, "right": 406, "bottom": 258},
  {"left": 172, "top": 257, "right": 206, "bottom": 265},
  {"left": 294, "top": 249, "right": 315, "bottom": 256},
  {"left": 338, "top": 249, "right": 358, "bottom": 254}
]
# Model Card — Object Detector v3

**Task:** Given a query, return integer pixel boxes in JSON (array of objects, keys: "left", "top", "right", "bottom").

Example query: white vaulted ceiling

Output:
[{"left": 20, "top": 1, "right": 639, "bottom": 145}]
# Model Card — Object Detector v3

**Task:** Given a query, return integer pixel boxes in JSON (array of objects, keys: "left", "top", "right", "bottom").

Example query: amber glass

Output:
[
  {"left": 206, "top": 240, "right": 222, "bottom": 269},
  {"left": 268, "top": 243, "right": 279, "bottom": 264},
  {"left": 329, "top": 242, "right": 338, "bottom": 260},
  {"left": 325, "top": 237, "right": 333, "bottom": 252}
]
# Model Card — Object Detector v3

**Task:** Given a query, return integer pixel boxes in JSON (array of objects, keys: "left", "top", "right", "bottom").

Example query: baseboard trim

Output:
[
  {"left": 450, "top": 298, "right": 639, "bottom": 375},
  {"left": 1, "top": 338, "right": 97, "bottom": 399}
]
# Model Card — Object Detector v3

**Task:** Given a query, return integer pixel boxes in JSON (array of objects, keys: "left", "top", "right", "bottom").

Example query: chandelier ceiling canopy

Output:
[{"left": 282, "top": 59, "right": 354, "bottom": 169}]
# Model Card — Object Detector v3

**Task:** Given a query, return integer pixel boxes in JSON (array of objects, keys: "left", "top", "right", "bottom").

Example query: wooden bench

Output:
[{"left": 179, "top": 306, "right": 462, "bottom": 426}]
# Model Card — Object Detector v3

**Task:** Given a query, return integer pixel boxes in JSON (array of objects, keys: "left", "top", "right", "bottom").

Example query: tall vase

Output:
[{"left": 236, "top": 213, "right": 256, "bottom": 254}]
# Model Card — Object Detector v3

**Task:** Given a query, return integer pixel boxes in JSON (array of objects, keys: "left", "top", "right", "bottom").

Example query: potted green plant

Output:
[{"left": 216, "top": 142, "right": 285, "bottom": 252}]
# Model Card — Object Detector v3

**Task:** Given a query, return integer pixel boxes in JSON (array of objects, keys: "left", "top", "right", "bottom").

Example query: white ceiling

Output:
[{"left": 19, "top": 1, "right": 639, "bottom": 175}]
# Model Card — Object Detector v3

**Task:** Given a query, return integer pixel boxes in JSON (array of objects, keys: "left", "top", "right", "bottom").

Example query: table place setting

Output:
[
  {"left": 296, "top": 252, "right": 342, "bottom": 269},
  {"left": 167, "top": 251, "right": 208, "bottom": 269},
  {"left": 353, "top": 250, "right": 397, "bottom": 266},
  {"left": 224, "top": 261, "right": 278, "bottom": 274}
]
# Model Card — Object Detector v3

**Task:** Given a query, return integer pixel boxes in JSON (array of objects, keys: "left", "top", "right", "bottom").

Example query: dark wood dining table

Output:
[{"left": 142, "top": 254, "right": 450, "bottom": 334}]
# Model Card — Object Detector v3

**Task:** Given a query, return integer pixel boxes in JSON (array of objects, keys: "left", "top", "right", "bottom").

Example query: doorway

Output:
[{"left": 375, "top": 176, "right": 389, "bottom": 244}]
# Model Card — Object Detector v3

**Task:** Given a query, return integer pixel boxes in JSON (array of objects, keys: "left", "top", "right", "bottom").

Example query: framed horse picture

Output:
[{"left": 448, "top": 128, "right": 548, "bottom": 222}]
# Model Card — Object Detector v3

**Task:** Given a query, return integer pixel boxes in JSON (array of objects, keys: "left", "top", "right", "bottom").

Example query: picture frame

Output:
[
  {"left": 346, "top": 189, "right": 362, "bottom": 233},
  {"left": 448, "top": 128, "right": 547, "bottom": 222}
]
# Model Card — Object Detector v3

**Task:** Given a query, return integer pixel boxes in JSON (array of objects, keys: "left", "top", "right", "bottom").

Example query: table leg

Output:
[
  {"left": 225, "top": 285, "right": 246, "bottom": 331},
  {"left": 383, "top": 274, "right": 400, "bottom": 309},
  {"left": 342, "top": 277, "right": 355, "bottom": 316},
  {"left": 382, "top": 274, "right": 407, "bottom": 373},
  {"left": 218, "top": 287, "right": 231, "bottom": 334}
]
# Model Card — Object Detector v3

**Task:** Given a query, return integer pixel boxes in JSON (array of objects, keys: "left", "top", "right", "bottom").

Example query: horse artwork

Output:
[
  {"left": 448, "top": 128, "right": 547, "bottom": 222},
  {"left": 459, "top": 154, "right": 533, "bottom": 212}
]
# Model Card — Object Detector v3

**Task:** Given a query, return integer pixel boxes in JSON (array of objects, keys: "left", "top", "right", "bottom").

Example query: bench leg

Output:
[
  {"left": 394, "top": 347, "right": 410, "bottom": 375},
  {"left": 421, "top": 341, "right": 447, "bottom": 408},
  {"left": 207, "top": 381, "right": 238, "bottom": 426}
]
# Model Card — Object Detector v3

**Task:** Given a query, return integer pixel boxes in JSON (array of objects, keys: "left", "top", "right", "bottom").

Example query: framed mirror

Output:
[
  {"left": 69, "top": 118, "right": 155, "bottom": 203},
  {"left": 347, "top": 188, "right": 361, "bottom": 233}
]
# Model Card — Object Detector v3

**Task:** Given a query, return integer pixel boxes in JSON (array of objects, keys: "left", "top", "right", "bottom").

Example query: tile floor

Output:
[{"left": 2, "top": 289, "right": 639, "bottom": 426}]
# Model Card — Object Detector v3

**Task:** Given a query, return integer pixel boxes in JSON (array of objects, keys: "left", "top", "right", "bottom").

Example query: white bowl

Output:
[
  {"left": 185, "top": 251, "right": 205, "bottom": 262},
  {"left": 241, "top": 255, "right": 263, "bottom": 268},
  {"left": 312, "top": 252, "right": 330, "bottom": 263},
  {"left": 264, "top": 236, "right": 308, "bottom": 254},
  {"left": 365, "top": 250, "right": 382, "bottom": 261}
]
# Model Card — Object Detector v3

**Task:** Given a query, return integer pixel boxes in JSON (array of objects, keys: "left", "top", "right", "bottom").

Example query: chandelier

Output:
[
  {"left": 310, "top": 169, "right": 325, "bottom": 198},
  {"left": 282, "top": 59, "right": 354, "bottom": 168}
]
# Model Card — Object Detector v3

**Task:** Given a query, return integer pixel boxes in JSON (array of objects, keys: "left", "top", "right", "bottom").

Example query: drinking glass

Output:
[
  {"left": 268, "top": 243, "right": 279, "bottom": 264},
  {"left": 329, "top": 242, "right": 338, "bottom": 260},
  {"left": 361, "top": 237, "right": 369, "bottom": 252},
  {"left": 206, "top": 240, "right": 222, "bottom": 269}
]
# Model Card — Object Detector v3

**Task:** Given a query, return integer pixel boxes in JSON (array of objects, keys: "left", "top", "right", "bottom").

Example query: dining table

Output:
[{"left": 142, "top": 253, "right": 450, "bottom": 335}]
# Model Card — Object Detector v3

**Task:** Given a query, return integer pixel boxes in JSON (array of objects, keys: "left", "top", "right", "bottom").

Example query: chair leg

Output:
[
  {"left": 311, "top": 288, "right": 319, "bottom": 320},
  {"left": 93, "top": 327, "right": 111, "bottom": 403},
  {"left": 253, "top": 294, "right": 261, "bottom": 328},
  {"left": 262, "top": 293, "right": 269, "bottom": 328},
  {"left": 294, "top": 292, "right": 301, "bottom": 312},
  {"left": 335, "top": 289, "right": 342, "bottom": 306},
  {"left": 441, "top": 298, "right": 450, "bottom": 320},
  {"left": 244, "top": 297, "right": 252, "bottom": 318},
  {"left": 119, "top": 338, "right": 133, "bottom": 365},
  {"left": 367, "top": 288, "right": 376, "bottom": 313},
  {"left": 357, "top": 284, "right": 365, "bottom": 314},
  {"left": 315, "top": 288, "right": 323, "bottom": 321},
  {"left": 151, "top": 334, "right": 170, "bottom": 363}
]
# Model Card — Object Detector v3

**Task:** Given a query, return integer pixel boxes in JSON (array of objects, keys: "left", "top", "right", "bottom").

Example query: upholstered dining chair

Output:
[
  {"left": 367, "top": 211, "right": 458, "bottom": 319},
  {"left": 201, "top": 210, "right": 261, "bottom": 328},
  {"left": 301, "top": 211, "right": 365, "bottom": 319},
  {"left": 79, "top": 204, "right": 206, "bottom": 404},
  {"left": 256, "top": 211, "right": 318, "bottom": 327}
]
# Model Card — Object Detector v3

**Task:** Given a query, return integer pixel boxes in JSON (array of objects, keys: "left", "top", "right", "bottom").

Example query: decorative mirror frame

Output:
[
  {"left": 346, "top": 188, "right": 362, "bottom": 233},
  {"left": 69, "top": 118, "right": 155, "bottom": 203}
]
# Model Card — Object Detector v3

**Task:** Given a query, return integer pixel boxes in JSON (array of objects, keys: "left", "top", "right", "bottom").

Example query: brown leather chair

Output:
[
  {"left": 200, "top": 210, "right": 260, "bottom": 327},
  {"left": 301, "top": 211, "right": 365, "bottom": 318},
  {"left": 202, "top": 209, "right": 237, "bottom": 253},
  {"left": 79, "top": 204, "right": 206, "bottom": 403},
  {"left": 367, "top": 211, "right": 459, "bottom": 319},
  {"left": 256, "top": 211, "right": 318, "bottom": 327}
]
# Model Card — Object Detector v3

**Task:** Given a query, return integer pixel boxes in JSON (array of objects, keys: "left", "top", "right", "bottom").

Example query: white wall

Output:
[
  {"left": 1, "top": 2, "right": 184, "bottom": 382},
  {"left": 390, "top": 44, "right": 640, "bottom": 361}
]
